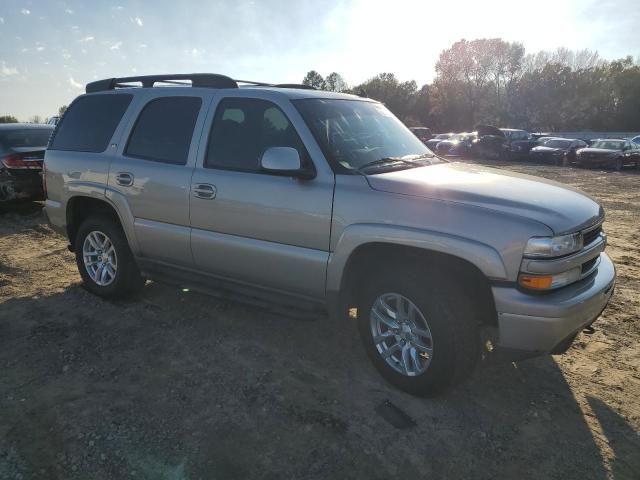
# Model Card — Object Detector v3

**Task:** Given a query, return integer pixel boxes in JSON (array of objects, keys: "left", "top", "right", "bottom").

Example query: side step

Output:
[{"left": 138, "top": 260, "right": 327, "bottom": 321}]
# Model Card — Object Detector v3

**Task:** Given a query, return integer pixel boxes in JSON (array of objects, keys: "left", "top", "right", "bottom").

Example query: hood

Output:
[
  {"left": 365, "top": 162, "right": 603, "bottom": 234},
  {"left": 578, "top": 148, "right": 620, "bottom": 156},
  {"left": 531, "top": 146, "right": 566, "bottom": 153}
]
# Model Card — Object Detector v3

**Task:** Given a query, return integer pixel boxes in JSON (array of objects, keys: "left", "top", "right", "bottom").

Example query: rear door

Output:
[
  {"left": 108, "top": 91, "right": 210, "bottom": 267},
  {"left": 189, "top": 94, "right": 335, "bottom": 298}
]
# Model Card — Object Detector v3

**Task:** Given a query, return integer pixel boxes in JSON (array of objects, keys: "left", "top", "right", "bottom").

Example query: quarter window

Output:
[
  {"left": 125, "top": 97, "right": 201, "bottom": 165},
  {"left": 205, "top": 98, "right": 308, "bottom": 172},
  {"left": 49, "top": 94, "right": 132, "bottom": 152}
]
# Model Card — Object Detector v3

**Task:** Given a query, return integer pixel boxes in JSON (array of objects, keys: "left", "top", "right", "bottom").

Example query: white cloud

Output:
[
  {"left": 133, "top": 16, "right": 143, "bottom": 27},
  {"left": 69, "top": 76, "right": 83, "bottom": 89},
  {"left": 0, "top": 17, "right": 4, "bottom": 23},
  {"left": 20, "top": 8, "right": 30, "bottom": 15},
  {"left": 65, "top": 8, "right": 74, "bottom": 14},
  {"left": 110, "top": 41, "right": 122, "bottom": 50},
  {"left": 62, "top": 52, "right": 72, "bottom": 60},
  {"left": 80, "top": 36, "right": 95, "bottom": 42},
  {"left": 1, "top": 61, "right": 19, "bottom": 76},
  {"left": 138, "top": 43, "right": 148, "bottom": 49},
  {"left": 36, "top": 46, "right": 45, "bottom": 52},
  {"left": 186, "top": 48, "right": 203, "bottom": 57}
]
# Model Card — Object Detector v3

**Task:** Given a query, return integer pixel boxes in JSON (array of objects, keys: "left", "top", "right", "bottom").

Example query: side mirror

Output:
[{"left": 260, "top": 147, "right": 315, "bottom": 179}]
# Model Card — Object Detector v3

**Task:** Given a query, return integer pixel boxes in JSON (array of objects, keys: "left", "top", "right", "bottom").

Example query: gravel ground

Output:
[{"left": 0, "top": 161, "right": 638, "bottom": 479}]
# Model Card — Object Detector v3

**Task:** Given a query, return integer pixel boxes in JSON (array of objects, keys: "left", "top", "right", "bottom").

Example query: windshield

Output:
[
  {"left": 590, "top": 140, "right": 625, "bottom": 150},
  {"left": 543, "top": 139, "right": 572, "bottom": 148},
  {"left": 294, "top": 99, "right": 432, "bottom": 172},
  {"left": 435, "top": 133, "right": 451, "bottom": 139},
  {"left": 0, "top": 128, "right": 53, "bottom": 150}
]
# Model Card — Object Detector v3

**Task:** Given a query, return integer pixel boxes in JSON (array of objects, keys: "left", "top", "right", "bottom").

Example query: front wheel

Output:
[
  {"left": 74, "top": 215, "right": 145, "bottom": 298},
  {"left": 357, "top": 265, "right": 481, "bottom": 396}
]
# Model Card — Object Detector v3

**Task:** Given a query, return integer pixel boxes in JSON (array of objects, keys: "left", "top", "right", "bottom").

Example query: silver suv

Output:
[{"left": 44, "top": 74, "right": 616, "bottom": 395}]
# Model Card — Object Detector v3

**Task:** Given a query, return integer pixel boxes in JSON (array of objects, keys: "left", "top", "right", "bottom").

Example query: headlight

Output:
[{"left": 524, "top": 233, "right": 583, "bottom": 258}]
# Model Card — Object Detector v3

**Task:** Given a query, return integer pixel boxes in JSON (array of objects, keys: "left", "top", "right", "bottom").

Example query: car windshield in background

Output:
[
  {"left": 435, "top": 133, "right": 451, "bottom": 139},
  {"left": 0, "top": 128, "right": 53, "bottom": 149},
  {"left": 590, "top": 140, "right": 625, "bottom": 150},
  {"left": 544, "top": 139, "right": 573, "bottom": 148},
  {"left": 294, "top": 99, "right": 435, "bottom": 172}
]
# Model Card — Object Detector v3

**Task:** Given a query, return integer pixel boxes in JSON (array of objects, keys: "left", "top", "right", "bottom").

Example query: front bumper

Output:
[{"left": 492, "top": 252, "right": 615, "bottom": 355}]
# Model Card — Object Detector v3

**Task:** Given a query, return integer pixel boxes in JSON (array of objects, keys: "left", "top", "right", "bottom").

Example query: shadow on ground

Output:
[{"left": 0, "top": 283, "right": 623, "bottom": 479}]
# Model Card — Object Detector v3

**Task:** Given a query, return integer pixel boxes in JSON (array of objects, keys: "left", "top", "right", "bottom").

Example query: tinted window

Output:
[
  {"left": 0, "top": 127, "right": 53, "bottom": 150},
  {"left": 125, "top": 97, "right": 201, "bottom": 164},
  {"left": 205, "top": 98, "right": 308, "bottom": 172},
  {"left": 50, "top": 94, "right": 132, "bottom": 152}
]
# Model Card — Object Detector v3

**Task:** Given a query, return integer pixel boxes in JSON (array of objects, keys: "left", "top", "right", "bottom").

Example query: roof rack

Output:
[
  {"left": 86, "top": 74, "right": 238, "bottom": 93},
  {"left": 86, "top": 74, "right": 318, "bottom": 93}
]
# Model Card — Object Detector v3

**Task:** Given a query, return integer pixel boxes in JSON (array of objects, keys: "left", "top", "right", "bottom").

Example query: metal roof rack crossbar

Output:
[{"left": 86, "top": 73, "right": 239, "bottom": 93}]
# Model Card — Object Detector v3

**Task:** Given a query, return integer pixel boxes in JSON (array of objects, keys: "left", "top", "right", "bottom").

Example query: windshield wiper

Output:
[{"left": 358, "top": 154, "right": 438, "bottom": 172}]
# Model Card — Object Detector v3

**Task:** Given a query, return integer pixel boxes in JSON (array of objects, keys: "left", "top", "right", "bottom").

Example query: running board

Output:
[{"left": 138, "top": 259, "right": 327, "bottom": 321}]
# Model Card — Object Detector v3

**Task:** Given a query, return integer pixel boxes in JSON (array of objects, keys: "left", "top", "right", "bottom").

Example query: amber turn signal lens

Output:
[{"left": 519, "top": 274, "right": 553, "bottom": 290}]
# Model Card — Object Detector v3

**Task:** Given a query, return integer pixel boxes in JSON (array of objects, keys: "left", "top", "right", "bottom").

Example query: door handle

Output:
[
  {"left": 115, "top": 172, "right": 134, "bottom": 186},
  {"left": 193, "top": 183, "right": 216, "bottom": 199}
]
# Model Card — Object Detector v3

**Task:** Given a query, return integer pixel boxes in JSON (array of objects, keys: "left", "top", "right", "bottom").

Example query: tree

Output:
[
  {"left": 29, "top": 115, "right": 42, "bottom": 124},
  {"left": 325, "top": 72, "right": 348, "bottom": 92},
  {"left": 302, "top": 70, "right": 326, "bottom": 90},
  {"left": 0, "top": 115, "right": 19, "bottom": 123},
  {"left": 354, "top": 73, "right": 418, "bottom": 121},
  {"left": 58, "top": 105, "right": 68, "bottom": 116}
]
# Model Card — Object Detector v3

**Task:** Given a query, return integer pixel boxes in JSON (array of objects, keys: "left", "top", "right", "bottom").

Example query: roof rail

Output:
[
  {"left": 273, "top": 83, "right": 317, "bottom": 90},
  {"left": 86, "top": 73, "right": 238, "bottom": 93}
]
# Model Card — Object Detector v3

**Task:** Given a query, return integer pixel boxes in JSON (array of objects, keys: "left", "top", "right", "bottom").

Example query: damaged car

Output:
[{"left": 0, "top": 124, "right": 54, "bottom": 202}]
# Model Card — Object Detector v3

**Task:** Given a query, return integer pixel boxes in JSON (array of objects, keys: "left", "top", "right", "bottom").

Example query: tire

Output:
[
  {"left": 356, "top": 262, "right": 481, "bottom": 396},
  {"left": 615, "top": 157, "right": 623, "bottom": 171},
  {"left": 74, "top": 215, "right": 145, "bottom": 298},
  {"left": 560, "top": 155, "right": 569, "bottom": 167}
]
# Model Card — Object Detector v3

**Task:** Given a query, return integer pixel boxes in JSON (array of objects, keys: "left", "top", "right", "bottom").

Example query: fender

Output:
[
  {"left": 326, "top": 223, "right": 508, "bottom": 296},
  {"left": 64, "top": 181, "right": 140, "bottom": 254}
]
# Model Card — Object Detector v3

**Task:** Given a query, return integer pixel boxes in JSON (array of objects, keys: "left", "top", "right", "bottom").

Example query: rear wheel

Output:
[
  {"left": 615, "top": 157, "right": 623, "bottom": 171},
  {"left": 357, "top": 263, "right": 481, "bottom": 396},
  {"left": 74, "top": 215, "right": 145, "bottom": 298}
]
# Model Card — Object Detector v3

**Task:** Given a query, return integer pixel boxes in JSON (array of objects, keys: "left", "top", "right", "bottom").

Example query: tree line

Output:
[{"left": 302, "top": 39, "right": 640, "bottom": 133}]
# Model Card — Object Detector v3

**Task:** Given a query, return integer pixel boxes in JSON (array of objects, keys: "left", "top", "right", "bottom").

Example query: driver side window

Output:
[{"left": 204, "top": 98, "right": 309, "bottom": 173}]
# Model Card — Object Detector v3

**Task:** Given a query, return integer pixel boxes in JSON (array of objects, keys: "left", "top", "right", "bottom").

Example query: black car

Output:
[
  {"left": 409, "top": 127, "right": 432, "bottom": 143},
  {"left": 0, "top": 124, "right": 54, "bottom": 202},
  {"left": 435, "top": 133, "right": 475, "bottom": 156},
  {"left": 529, "top": 138, "right": 587, "bottom": 166},
  {"left": 575, "top": 139, "right": 640, "bottom": 171},
  {"left": 500, "top": 128, "right": 537, "bottom": 157},
  {"left": 425, "top": 133, "right": 454, "bottom": 152}
]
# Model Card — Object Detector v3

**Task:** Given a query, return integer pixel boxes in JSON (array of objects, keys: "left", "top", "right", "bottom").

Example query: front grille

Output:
[
  {"left": 581, "top": 257, "right": 598, "bottom": 274},
  {"left": 583, "top": 225, "right": 602, "bottom": 246}
]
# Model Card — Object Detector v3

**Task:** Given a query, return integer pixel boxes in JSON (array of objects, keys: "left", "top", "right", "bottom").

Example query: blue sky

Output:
[{"left": 1, "top": 0, "right": 639, "bottom": 120}]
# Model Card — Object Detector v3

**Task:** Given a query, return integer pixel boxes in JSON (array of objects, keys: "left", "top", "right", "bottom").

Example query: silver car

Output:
[{"left": 44, "top": 74, "right": 615, "bottom": 395}]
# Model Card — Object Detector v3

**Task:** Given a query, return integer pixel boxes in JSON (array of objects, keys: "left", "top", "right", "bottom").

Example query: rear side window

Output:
[
  {"left": 125, "top": 97, "right": 201, "bottom": 165},
  {"left": 50, "top": 94, "right": 132, "bottom": 152}
]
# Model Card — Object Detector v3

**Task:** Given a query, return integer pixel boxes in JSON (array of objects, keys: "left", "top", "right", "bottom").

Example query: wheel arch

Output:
[
  {"left": 327, "top": 226, "right": 505, "bottom": 327},
  {"left": 65, "top": 190, "right": 138, "bottom": 253}
]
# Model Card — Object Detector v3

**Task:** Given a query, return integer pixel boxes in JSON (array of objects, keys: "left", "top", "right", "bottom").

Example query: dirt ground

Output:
[{"left": 0, "top": 161, "right": 639, "bottom": 480}]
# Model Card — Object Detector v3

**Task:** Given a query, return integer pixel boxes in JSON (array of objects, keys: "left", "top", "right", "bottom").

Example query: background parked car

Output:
[
  {"left": 0, "top": 124, "right": 54, "bottom": 202},
  {"left": 425, "top": 132, "right": 454, "bottom": 152},
  {"left": 529, "top": 138, "right": 587, "bottom": 166},
  {"left": 409, "top": 127, "right": 432, "bottom": 143},
  {"left": 47, "top": 116, "right": 60, "bottom": 126},
  {"left": 631, "top": 135, "right": 640, "bottom": 146},
  {"left": 435, "top": 132, "right": 474, "bottom": 156},
  {"left": 575, "top": 139, "right": 640, "bottom": 171},
  {"left": 500, "top": 128, "right": 537, "bottom": 157}
]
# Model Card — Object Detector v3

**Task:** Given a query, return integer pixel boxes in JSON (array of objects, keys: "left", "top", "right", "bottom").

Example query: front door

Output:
[{"left": 189, "top": 95, "right": 334, "bottom": 298}]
